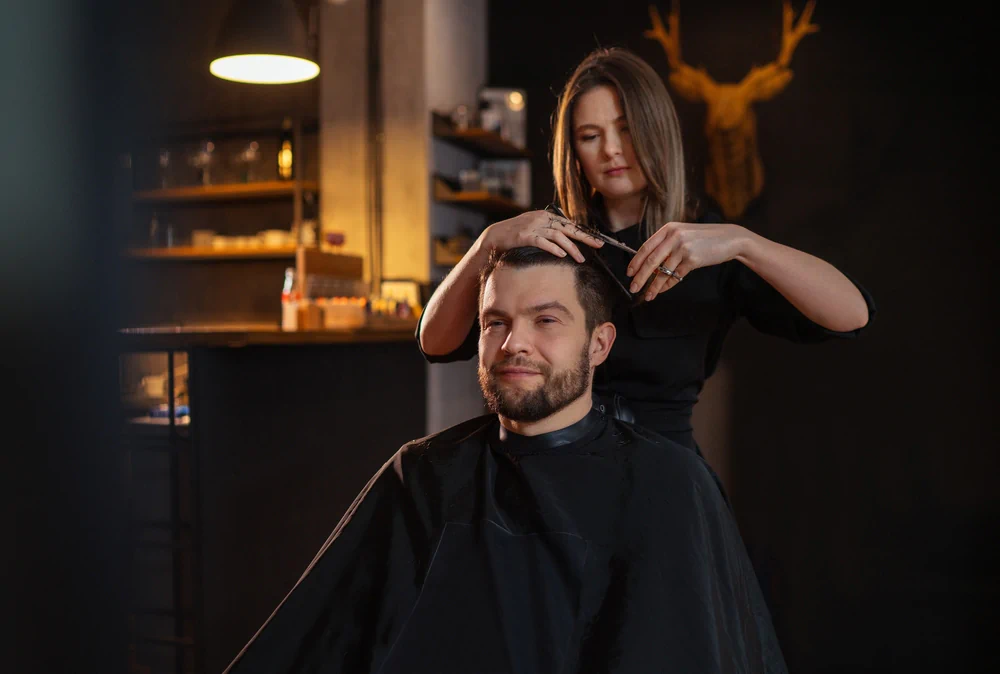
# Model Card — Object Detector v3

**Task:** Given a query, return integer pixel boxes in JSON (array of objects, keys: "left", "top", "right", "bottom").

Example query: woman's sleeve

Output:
[
  {"left": 722, "top": 260, "right": 878, "bottom": 344},
  {"left": 414, "top": 307, "right": 480, "bottom": 363}
]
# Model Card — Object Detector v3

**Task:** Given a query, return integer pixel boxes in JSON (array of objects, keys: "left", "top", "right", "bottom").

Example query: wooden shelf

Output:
[
  {"left": 432, "top": 112, "right": 531, "bottom": 159},
  {"left": 123, "top": 245, "right": 300, "bottom": 260},
  {"left": 132, "top": 180, "right": 318, "bottom": 204},
  {"left": 123, "top": 246, "right": 365, "bottom": 279},
  {"left": 433, "top": 176, "right": 524, "bottom": 218}
]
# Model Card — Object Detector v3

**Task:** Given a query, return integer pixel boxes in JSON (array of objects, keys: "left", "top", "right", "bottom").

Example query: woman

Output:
[{"left": 417, "top": 46, "right": 875, "bottom": 460}]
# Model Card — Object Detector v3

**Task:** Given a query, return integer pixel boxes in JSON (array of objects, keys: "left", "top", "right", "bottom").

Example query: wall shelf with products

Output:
[
  {"left": 428, "top": 88, "right": 532, "bottom": 293},
  {"left": 127, "top": 115, "right": 318, "bottom": 250},
  {"left": 121, "top": 114, "right": 326, "bottom": 330},
  {"left": 129, "top": 115, "right": 314, "bottom": 195},
  {"left": 431, "top": 112, "right": 531, "bottom": 159},
  {"left": 133, "top": 180, "right": 318, "bottom": 204},
  {"left": 432, "top": 175, "right": 523, "bottom": 218}
]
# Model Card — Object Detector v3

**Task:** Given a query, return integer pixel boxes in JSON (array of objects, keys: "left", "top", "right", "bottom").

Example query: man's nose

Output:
[{"left": 501, "top": 320, "right": 533, "bottom": 355}]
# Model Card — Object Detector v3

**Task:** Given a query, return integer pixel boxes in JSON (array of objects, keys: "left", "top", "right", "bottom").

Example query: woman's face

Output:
[{"left": 572, "top": 85, "right": 648, "bottom": 202}]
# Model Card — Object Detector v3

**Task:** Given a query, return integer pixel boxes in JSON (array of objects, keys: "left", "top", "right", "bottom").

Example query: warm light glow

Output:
[
  {"left": 506, "top": 91, "right": 525, "bottom": 111},
  {"left": 278, "top": 141, "right": 293, "bottom": 179},
  {"left": 210, "top": 54, "right": 319, "bottom": 84}
]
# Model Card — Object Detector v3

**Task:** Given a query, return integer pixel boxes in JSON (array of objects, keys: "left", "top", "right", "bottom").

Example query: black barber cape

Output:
[{"left": 223, "top": 409, "right": 787, "bottom": 674}]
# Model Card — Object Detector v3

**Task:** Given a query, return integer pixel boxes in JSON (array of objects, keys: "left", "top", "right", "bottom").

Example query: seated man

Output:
[{"left": 223, "top": 246, "right": 787, "bottom": 674}]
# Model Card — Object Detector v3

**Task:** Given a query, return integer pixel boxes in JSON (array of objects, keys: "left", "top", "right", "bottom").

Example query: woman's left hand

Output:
[{"left": 626, "top": 221, "right": 751, "bottom": 300}]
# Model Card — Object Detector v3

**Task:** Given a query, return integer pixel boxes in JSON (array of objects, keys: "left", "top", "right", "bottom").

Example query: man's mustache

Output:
[{"left": 490, "top": 358, "right": 549, "bottom": 375}]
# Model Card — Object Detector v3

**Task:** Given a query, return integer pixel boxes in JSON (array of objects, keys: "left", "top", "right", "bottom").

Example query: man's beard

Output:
[{"left": 478, "top": 345, "right": 591, "bottom": 423}]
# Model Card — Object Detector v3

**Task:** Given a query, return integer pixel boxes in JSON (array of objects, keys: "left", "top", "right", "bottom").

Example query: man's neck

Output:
[{"left": 498, "top": 394, "right": 594, "bottom": 437}]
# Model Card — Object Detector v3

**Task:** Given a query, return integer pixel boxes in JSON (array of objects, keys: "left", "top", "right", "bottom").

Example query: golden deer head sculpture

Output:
[{"left": 644, "top": 1, "right": 818, "bottom": 221}]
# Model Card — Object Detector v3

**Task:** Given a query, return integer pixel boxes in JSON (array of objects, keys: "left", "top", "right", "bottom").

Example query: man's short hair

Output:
[{"left": 478, "top": 246, "right": 624, "bottom": 334}]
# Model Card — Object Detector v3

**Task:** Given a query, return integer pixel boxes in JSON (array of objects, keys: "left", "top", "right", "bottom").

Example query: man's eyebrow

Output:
[
  {"left": 480, "top": 302, "right": 574, "bottom": 321},
  {"left": 528, "top": 301, "right": 573, "bottom": 317},
  {"left": 481, "top": 306, "right": 509, "bottom": 319}
]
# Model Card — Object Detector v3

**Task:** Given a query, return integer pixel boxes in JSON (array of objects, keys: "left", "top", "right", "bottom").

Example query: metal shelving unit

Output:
[{"left": 122, "top": 348, "right": 204, "bottom": 674}]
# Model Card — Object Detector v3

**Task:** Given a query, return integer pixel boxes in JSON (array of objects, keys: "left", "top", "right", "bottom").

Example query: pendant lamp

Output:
[{"left": 210, "top": 0, "right": 320, "bottom": 84}]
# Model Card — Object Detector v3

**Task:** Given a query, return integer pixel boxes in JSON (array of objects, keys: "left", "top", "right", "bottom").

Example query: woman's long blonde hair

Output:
[{"left": 552, "top": 47, "right": 689, "bottom": 241}]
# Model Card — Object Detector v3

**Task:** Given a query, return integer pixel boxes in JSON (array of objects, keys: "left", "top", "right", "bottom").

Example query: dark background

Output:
[
  {"left": 3, "top": 1, "right": 995, "bottom": 673},
  {"left": 490, "top": 1, "right": 996, "bottom": 671}
]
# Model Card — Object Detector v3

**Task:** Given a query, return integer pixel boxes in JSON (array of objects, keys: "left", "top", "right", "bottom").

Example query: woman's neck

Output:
[{"left": 602, "top": 193, "right": 646, "bottom": 232}]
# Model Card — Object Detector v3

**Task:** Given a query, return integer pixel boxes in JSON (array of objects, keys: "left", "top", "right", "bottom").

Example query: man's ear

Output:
[{"left": 589, "top": 321, "right": 616, "bottom": 368}]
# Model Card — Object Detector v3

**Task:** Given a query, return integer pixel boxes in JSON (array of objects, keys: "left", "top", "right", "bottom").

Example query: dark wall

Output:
[{"left": 489, "top": 1, "right": 996, "bottom": 671}]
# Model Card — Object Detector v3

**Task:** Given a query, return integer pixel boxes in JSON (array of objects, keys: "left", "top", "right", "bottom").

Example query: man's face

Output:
[{"left": 478, "top": 264, "right": 592, "bottom": 422}]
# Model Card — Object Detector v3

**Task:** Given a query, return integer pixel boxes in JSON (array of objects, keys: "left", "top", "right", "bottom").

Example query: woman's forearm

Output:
[
  {"left": 418, "top": 234, "right": 492, "bottom": 356},
  {"left": 736, "top": 230, "right": 869, "bottom": 332}
]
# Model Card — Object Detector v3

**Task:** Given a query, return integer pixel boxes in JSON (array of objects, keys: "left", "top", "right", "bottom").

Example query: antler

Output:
[
  {"left": 644, "top": 3, "right": 716, "bottom": 102},
  {"left": 777, "top": 0, "right": 819, "bottom": 67},
  {"left": 644, "top": 4, "right": 683, "bottom": 69},
  {"left": 738, "top": 0, "right": 819, "bottom": 102}
]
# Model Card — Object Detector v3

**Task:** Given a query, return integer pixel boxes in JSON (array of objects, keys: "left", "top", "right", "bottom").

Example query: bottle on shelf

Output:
[
  {"left": 281, "top": 267, "right": 299, "bottom": 331},
  {"left": 236, "top": 141, "right": 261, "bottom": 183},
  {"left": 189, "top": 139, "right": 215, "bottom": 185},
  {"left": 277, "top": 117, "right": 294, "bottom": 181},
  {"left": 478, "top": 100, "right": 501, "bottom": 134}
]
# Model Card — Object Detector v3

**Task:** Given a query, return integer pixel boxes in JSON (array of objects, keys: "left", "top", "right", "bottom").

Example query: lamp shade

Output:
[{"left": 210, "top": 0, "right": 320, "bottom": 84}]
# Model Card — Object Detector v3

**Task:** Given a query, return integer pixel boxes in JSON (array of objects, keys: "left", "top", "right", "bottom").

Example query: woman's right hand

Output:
[{"left": 481, "top": 210, "right": 604, "bottom": 263}]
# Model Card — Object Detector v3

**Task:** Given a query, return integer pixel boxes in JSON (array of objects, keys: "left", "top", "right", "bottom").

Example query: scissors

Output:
[{"left": 543, "top": 204, "right": 684, "bottom": 282}]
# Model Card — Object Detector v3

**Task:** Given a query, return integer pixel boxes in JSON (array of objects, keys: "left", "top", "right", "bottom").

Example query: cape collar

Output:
[{"left": 490, "top": 408, "right": 605, "bottom": 456}]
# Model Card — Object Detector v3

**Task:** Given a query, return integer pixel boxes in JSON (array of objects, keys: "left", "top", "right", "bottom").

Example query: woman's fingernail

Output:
[
  {"left": 629, "top": 283, "right": 638, "bottom": 293},
  {"left": 645, "top": 292, "right": 654, "bottom": 301}
]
